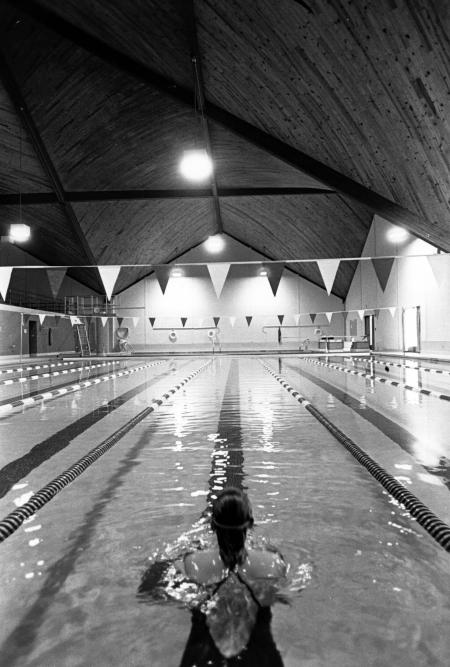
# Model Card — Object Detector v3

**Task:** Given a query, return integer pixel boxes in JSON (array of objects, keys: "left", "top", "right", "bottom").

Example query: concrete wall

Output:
[
  {"left": 116, "top": 237, "right": 345, "bottom": 352},
  {"left": 0, "top": 305, "right": 76, "bottom": 356},
  {"left": 345, "top": 216, "right": 449, "bottom": 353}
]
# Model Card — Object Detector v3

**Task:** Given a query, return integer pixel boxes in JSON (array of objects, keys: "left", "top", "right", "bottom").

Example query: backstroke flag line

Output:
[
  {"left": 0, "top": 267, "right": 12, "bottom": 301},
  {"left": 98, "top": 266, "right": 121, "bottom": 301},
  {"left": 207, "top": 263, "right": 230, "bottom": 298},
  {"left": 317, "top": 259, "right": 340, "bottom": 295}
]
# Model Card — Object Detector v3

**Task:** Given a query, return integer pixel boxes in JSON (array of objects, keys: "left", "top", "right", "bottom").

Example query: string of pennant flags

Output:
[
  {"left": 0, "top": 253, "right": 447, "bottom": 301},
  {"left": 25, "top": 307, "right": 399, "bottom": 329}
]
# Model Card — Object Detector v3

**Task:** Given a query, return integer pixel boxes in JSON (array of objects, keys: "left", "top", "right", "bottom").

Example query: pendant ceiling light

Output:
[
  {"left": 179, "top": 149, "right": 213, "bottom": 182},
  {"left": 179, "top": 55, "right": 213, "bottom": 182},
  {"left": 204, "top": 234, "right": 225, "bottom": 253}
]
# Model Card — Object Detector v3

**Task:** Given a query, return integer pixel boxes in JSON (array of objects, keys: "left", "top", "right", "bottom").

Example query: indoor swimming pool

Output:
[{"left": 0, "top": 355, "right": 450, "bottom": 666}]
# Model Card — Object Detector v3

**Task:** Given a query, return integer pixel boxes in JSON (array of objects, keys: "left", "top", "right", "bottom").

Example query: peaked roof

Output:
[{"left": 0, "top": 0, "right": 448, "bottom": 298}]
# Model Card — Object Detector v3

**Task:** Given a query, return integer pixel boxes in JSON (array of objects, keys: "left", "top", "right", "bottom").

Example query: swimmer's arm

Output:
[
  {"left": 244, "top": 549, "right": 287, "bottom": 579},
  {"left": 177, "top": 550, "right": 225, "bottom": 584}
]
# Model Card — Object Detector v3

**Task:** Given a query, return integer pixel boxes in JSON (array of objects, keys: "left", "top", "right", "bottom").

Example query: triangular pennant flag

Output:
[
  {"left": 371, "top": 258, "right": 395, "bottom": 292},
  {"left": 132, "top": 317, "right": 139, "bottom": 327},
  {"left": 213, "top": 317, "right": 220, "bottom": 327},
  {"left": 117, "top": 317, "right": 123, "bottom": 327},
  {"left": 325, "top": 312, "right": 333, "bottom": 323},
  {"left": 207, "top": 263, "right": 230, "bottom": 298},
  {"left": 294, "top": 314, "right": 300, "bottom": 326},
  {"left": 245, "top": 316, "right": 253, "bottom": 327},
  {"left": 264, "top": 264, "right": 284, "bottom": 296},
  {"left": 357, "top": 310, "right": 365, "bottom": 320},
  {"left": 277, "top": 315, "right": 284, "bottom": 325},
  {"left": 70, "top": 315, "right": 82, "bottom": 326},
  {"left": 388, "top": 307, "right": 396, "bottom": 318},
  {"left": 317, "top": 259, "right": 340, "bottom": 295},
  {"left": 155, "top": 267, "right": 171, "bottom": 295},
  {"left": 98, "top": 265, "right": 121, "bottom": 300},
  {"left": 229, "top": 316, "right": 236, "bottom": 328},
  {"left": 39, "top": 314, "right": 46, "bottom": 325},
  {"left": 0, "top": 267, "right": 13, "bottom": 300},
  {"left": 149, "top": 317, "right": 156, "bottom": 328},
  {"left": 101, "top": 317, "right": 108, "bottom": 327},
  {"left": 181, "top": 317, "right": 187, "bottom": 327},
  {"left": 427, "top": 254, "right": 448, "bottom": 286},
  {"left": 310, "top": 313, "right": 316, "bottom": 324},
  {"left": 46, "top": 269, "right": 66, "bottom": 298}
]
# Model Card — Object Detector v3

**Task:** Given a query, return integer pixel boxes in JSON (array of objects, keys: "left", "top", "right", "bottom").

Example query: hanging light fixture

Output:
[
  {"left": 9, "top": 123, "right": 31, "bottom": 243},
  {"left": 179, "top": 56, "right": 213, "bottom": 182},
  {"left": 179, "top": 149, "right": 213, "bottom": 181},
  {"left": 9, "top": 223, "right": 30, "bottom": 242},
  {"left": 204, "top": 234, "right": 225, "bottom": 253},
  {"left": 386, "top": 226, "right": 409, "bottom": 243}
]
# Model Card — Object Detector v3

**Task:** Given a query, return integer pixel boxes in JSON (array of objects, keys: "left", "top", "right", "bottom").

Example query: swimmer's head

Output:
[{"left": 211, "top": 487, "right": 254, "bottom": 569}]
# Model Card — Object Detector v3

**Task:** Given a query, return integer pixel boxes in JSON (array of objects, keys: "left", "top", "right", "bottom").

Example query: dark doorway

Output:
[
  {"left": 29, "top": 320, "right": 37, "bottom": 356},
  {"left": 364, "top": 314, "right": 375, "bottom": 350}
]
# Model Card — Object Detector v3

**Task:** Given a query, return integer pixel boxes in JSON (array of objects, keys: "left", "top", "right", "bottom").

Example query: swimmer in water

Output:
[{"left": 178, "top": 487, "right": 286, "bottom": 665}]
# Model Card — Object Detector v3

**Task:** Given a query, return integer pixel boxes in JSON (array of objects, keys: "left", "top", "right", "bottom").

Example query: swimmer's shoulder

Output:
[
  {"left": 180, "top": 549, "right": 226, "bottom": 584},
  {"left": 241, "top": 548, "right": 287, "bottom": 579}
]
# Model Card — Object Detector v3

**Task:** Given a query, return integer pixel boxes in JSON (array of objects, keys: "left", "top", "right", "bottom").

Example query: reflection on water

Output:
[{"left": 1, "top": 357, "right": 450, "bottom": 666}]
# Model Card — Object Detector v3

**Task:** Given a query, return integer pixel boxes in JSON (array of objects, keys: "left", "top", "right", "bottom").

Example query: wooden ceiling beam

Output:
[
  {"left": 0, "top": 187, "right": 334, "bottom": 205},
  {"left": 8, "top": 0, "right": 441, "bottom": 248},
  {"left": 0, "top": 45, "right": 102, "bottom": 289}
]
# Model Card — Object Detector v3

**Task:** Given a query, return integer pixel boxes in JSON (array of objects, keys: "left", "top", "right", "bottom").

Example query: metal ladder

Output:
[{"left": 74, "top": 323, "right": 91, "bottom": 356}]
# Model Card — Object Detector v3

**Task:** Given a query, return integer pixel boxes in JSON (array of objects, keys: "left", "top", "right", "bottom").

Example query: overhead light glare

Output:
[
  {"left": 386, "top": 226, "right": 409, "bottom": 243},
  {"left": 179, "top": 149, "right": 213, "bottom": 182},
  {"left": 204, "top": 234, "right": 225, "bottom": 253},
  {"left": 171, "top": 268, "right": 183, "bottom": 278},
  {"left": 9, "top": 223, "right": 30, "bottom": 243},
  {"left": 259, "top": 268, "right": 268, "bottom": 277}
]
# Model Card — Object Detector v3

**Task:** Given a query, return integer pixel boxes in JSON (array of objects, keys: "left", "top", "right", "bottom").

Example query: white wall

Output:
[
  {"left": 116, "top": 236, "right": 345, "bottom": 352},
  {"left": 345, "top": 216, "right": 449, "bottom": 353}
]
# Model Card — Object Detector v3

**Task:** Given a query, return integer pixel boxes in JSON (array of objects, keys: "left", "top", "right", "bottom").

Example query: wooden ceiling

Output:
[{"left": 0, "top": 0, "right": 448, "bottom": 298}]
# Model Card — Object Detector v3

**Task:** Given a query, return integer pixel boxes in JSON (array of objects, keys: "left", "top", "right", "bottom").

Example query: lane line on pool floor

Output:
[
  {"left": 355, "top": 356, "right": 450, "bottom": 376},
  {"left": 301, "top": 357, "right": 450, "bottom": 402},
  {"left": 0, "top": 360, "right": 166, "bottom": 416},
  {"left": 0, "top": 359, "right": 213, "bottom": 543},
  {"left": 261, "top": 361, "right": 450, "bottom": 554},
  {"left": 0, "top": 359, "right": 124, "bottom": 386}
]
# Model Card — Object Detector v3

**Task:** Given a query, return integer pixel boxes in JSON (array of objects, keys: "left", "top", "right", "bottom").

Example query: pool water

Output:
[{"left": 0, "top": 355, "right": 449, "bottom": 666}]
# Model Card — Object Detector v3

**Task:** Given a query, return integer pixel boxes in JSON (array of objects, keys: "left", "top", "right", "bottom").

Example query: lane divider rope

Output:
[
  {"left": 0, "top": 360, "right": 77, "bottom": 375},
  {"left": 261, "top": 362, "right": 450, "bottom": 553},
  {"left": 0, "top": 360, "right": 166, "bottom": 416},
  {"left": 0, "top": 359, "right": 124, "bottom": 386},
  {"left": 301, "top": 357, "right": 450, "bottom": 402},
  {"left": 355, "top": 356, "right": 450, "bottom": 377},
  {"left": 0, "top": 359, "right": 212, "bottom": 543}
]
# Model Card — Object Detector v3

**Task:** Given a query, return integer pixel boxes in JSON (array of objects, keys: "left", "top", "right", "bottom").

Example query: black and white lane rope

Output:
[
  {"left": 0, "top": 360, "right": 77, "bottom": 375},
  {"left": 355, "top": 356, "right": 450, "bottom": 377},
  {"left": 0, "top": 360, "right": 212, "bottom": 543},
  {"left": 0, "top": 359, "right": 123, "bottom": 386},
  {"left": 262, "top": 362, "right": 450, "bottom": 554},
  {"left": 0, "top": 360, "right": 165, "bottom": 415},
  {"left": 301, "top": 357, "right": 450, "bottom": 402}
]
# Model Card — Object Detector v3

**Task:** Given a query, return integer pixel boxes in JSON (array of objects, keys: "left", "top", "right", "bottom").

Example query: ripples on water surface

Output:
[{"left": 0, "top": 356, "right": 449, "bottom": 666}]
